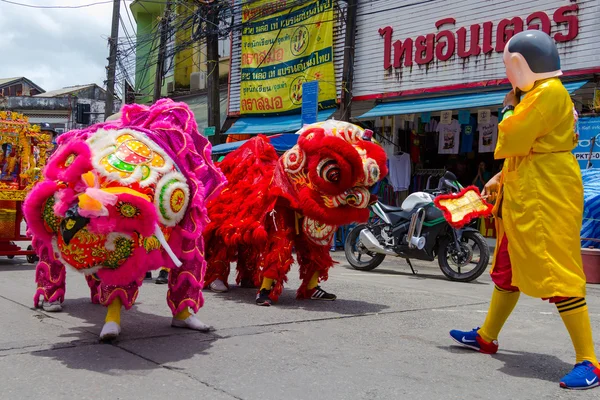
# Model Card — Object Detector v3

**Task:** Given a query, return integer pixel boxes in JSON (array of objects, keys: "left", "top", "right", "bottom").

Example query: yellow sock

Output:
[
  {"left": 105, "top": 297, "right": 122, "bottom": 325},
  {"left": 307, "top": 272, "right": 319, "bottom": 290},
  {"left": 478, "top": 286, "right": 520, "bottom": 343},
  {"left": 175, "top": 308, "right": 192, "bottom": 321},
  {"left": 260, "top": 278, "right": 274, "bottom": 291},
  {"left": 556, "top": 298, "right": 599, "bottom": 367}
]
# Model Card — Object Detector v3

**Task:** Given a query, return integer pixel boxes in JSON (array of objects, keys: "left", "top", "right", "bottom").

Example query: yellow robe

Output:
[{"left": 492, "top": 77, "right": 585, "bottom": 298}]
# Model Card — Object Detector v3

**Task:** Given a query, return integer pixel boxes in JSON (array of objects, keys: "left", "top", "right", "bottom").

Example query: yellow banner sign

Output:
[{"left": 240, "top": 0, "right": 336, "bottom": 115}]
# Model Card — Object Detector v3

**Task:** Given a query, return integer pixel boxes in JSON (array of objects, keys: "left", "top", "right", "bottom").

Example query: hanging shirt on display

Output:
[
  {"left": 410, "top": 130, "right": 420, "bottom": 163},
  {"left": 478, "top": 115, "right": 498, "bottom": 153},
  {"left": 388, "top": 152, "right": 411, "bottom": 192},
  {"left": 426, "top": 119, "right": 438, "bottom": 133},
  {"left": 379, "top": 126, "right": 397, "bottom": 157},
  {"left": 460, "top": 116, "right": 477, "bottom": 154},
  {"left": 437, "top": 119, "right": 461, "bottom": 154}
]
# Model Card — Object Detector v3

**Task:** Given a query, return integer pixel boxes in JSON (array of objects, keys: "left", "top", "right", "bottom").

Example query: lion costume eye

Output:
[
  {"left": 363, "top": 159, "right": 380, "bottom": 186},
  {"left": 317, "top": 159, "right": 341, "bottom": 183}
]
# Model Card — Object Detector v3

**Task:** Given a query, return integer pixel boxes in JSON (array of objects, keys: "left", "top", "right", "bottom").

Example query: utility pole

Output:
[
  {"left": 206, "top": 1, "right": 222, "bottom": 144},
  {"left": 104, "top": 0, "right": 120, "bottom": 121},
  {"left": 154, "top": 1, "right": 173, "bottom": 102},
  {"left": 340, "top": 0, "right": 357, "bottom": 122}
]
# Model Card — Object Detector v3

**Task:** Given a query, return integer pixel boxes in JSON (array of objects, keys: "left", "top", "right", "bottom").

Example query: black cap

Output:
[
  {"left": 39, "top": 122, "right": 57, "bottom": 135},
  {"left": 507, "top": 31, "right": 561, "bottom": 74}
]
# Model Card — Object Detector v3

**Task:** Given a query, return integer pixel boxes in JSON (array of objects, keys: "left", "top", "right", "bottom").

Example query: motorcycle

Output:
[{"left": 344, "top": 171, "right": 490, "bottom": 282}]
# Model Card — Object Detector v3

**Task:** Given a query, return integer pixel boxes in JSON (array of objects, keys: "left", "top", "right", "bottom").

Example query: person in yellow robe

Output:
[{"left": 450, "top": 30, "right": 599, "bottom": 390}]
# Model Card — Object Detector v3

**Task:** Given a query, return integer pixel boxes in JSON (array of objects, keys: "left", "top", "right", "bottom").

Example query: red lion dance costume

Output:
[
  {"left": 24, "top": 99, "right": 226, "bottom": 340},
  {"left": 204, "top": 120, "right": 388, "bottom": 305}
]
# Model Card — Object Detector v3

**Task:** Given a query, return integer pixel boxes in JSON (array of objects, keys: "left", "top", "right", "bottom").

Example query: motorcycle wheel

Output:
[
  {"left": 344, "top": 224, "right": 386, "bottom": 271},
  {"left": 438, "top": 231, "right": 490, "bottom": 282}
]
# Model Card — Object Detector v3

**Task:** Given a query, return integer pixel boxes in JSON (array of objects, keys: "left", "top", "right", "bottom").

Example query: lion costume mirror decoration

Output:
[
  {"left": 204, "top": 120, "right": 388, "bottom": 305},
  {"left": 24, "top": 99, "right": 226, "bottom": 340}
]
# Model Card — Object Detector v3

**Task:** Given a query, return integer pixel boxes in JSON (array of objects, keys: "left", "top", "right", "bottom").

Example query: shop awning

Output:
[
  {"left": 212, "top": 134, "right": 299, "bottom": 155},
  {"left": 357, "top": 80, "right": 588, "bottom": 119},
  {"left": 225, "top": 108, "right": 336, "bottom": 135}
]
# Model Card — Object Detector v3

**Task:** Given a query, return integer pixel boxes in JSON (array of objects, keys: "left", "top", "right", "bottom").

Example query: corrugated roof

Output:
[
  {"left": 34, "top": 84, "right": 98, "bottom": 97},
  {"left": 0, "top": 77, "right": 23, "bottom": 86}
]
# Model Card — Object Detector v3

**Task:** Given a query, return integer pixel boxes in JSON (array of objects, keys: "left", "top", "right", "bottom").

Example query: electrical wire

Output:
[
  {"left": 0, "top": 0, "right": 116, "bottom": 9},
  {"left": 112, "top": 0, "right": 446, "bottom": 101}
]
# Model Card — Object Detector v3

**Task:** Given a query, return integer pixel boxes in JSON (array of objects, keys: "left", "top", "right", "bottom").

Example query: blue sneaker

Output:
[
  {"left": 449, "top": 327, "right": 498, "bottom": 354},
  {"left": 560, "top": 361, "right": 600, "bottom": 390}
]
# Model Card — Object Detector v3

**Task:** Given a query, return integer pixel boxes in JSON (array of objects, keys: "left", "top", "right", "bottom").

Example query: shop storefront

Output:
[{"left": 351, "top": 0, "right": 600, "bottom": 237}]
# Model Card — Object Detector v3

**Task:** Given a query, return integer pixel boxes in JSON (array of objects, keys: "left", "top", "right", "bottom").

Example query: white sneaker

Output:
[
  {"left": 171, "top": 315, "right": 211, "bottom": 332},
  {"left": 41, "top": 300, "right": 62, "bottom": 312},
  {"left": 209, "top": 279, "right": 228, "bottom": 293},
  {"left": 99, "top": 322, "right": 121, "bottom": 341}
]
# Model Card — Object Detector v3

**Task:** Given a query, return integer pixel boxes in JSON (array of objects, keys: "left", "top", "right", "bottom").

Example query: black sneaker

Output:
[
  {"left": 145, "top": 272, "right": 152, "bottom": 280},
  {"left": 155, "top": 269, "right": 169, "bottom": 284},
  {"left": 310, "top": 286, "right": 336, "bottom": 301},
  {"left": 255, "top": 289, "right": 272, "bottom": 306}
]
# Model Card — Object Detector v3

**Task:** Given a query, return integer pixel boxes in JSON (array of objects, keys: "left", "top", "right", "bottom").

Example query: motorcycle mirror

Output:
[{"left": 443, "top": 171, "right": 457, "bottom": 181}]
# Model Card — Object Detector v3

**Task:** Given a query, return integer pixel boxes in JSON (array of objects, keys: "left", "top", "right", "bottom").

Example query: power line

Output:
[{"left": 0, "top": 0, "right": 116, "bottom": 9}]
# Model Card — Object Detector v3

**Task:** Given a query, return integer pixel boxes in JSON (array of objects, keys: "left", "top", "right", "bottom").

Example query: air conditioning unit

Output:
[
  {"left": 167, "top": 81, "right": 175, "bottom": 94},
  {"left": 190, "top": 71, "right": 207, "bottom": 91}
]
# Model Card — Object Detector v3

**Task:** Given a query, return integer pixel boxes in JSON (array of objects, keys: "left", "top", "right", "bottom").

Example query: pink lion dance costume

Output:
[
  {"left": 24, "top": 99, "right": 226, "bottom": 340},
  {"left": 203, "top": 120, "right": 388, "bottom": 306}
]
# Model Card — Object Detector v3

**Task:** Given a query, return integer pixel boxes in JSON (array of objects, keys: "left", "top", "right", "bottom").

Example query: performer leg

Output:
[
  {"left": 155, "top": 267, "right": 169, "bottom": 285},
  {"left": 450, "top": 234, "right": 517, "bottom": 354},
  {"left": 557, "top": 298, "right": 599, "bottom": 366},
  {"left": 168, "top": 237, "right": 210, "bottom": 332},
  {"left": 295, "top": 234, "right": 336, "bottom": 300},
  {"left": 260, "top": 278, "right": 274, "bottom": 290},
  {"left": 100, "top": 297, "right": 122, "bottom": 341},
  {"left": 557, "top": 298, "right": 600, "bottom": 389},
  {"left": 307, "top": 272, "right": 319, "bottom": 290},
  {"left": 255, "top": 222, "right": 294, "bottom": 306},
  {"left": 237, "top": 245, "right": 259, "bottom": 288},
  {"left": 204, "top": 225, "right": 232, "bottom": 293},
  {"left": 98, "top": 280, "right": 140, "bottom": 341},
  {"left": 33, "top": 243, "right": 66, "bottom": 313},
  {"left": 85, "top": 274, "right": 101, "bottom": 304},
  {"left": 105, "top": 297, "right": 122, "bottom": 325},
  {"left": 478, "top": 286, "right": 520, "bottom": 343}
]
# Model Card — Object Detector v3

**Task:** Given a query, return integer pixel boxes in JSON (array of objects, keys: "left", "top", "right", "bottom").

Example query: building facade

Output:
[
  {"left": 1, "top": 83, "right": 120, "bottom": 133},
  {"left": 350, "top": 0, "right": 598, "bottom": 203},
  {"left": 0, "top": 77, "right": 44, "bottom": 97},
  {"left": 130, "top": 0, "right": 231, "bottom": 105}
]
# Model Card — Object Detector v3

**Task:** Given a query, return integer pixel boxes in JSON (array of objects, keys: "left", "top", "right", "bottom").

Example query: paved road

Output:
[{"left": 0, "top": 252, "right": 599, "bottom": 400}]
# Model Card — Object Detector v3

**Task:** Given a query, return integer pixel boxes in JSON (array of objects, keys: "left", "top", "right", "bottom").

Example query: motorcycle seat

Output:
[{"left": 379, "top": 203, "right": 404, "bottom": 213}]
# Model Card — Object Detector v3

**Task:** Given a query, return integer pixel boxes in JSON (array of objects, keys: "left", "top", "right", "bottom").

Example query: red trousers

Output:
[{"left": 491, "top": 235, "right": 567, "bottom": 303}]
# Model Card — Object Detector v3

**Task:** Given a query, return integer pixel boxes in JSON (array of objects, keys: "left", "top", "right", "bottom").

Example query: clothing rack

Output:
[
  {"left": 411, "top": 168, "right": 446, "bottom": 191},
  {"left": 413, "top": 168, "right": 446, "bottom": 176},
  {"left": 374, "top": 131, "right": 402, "bottom": 152},
  {"left": 376, "top": 177, "right": 408, "bottom": 207}
]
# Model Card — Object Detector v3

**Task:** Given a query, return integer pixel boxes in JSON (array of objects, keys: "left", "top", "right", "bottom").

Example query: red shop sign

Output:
[{"left": 379, "top": 4, "right": 579, "bottom": 70}]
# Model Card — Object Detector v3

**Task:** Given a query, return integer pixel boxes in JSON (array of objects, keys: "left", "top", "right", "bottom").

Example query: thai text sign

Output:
[
  {"left": 351, "top": 0, "right": 594, "bottom": 99},
  {"left": 379, "top": 4, "right": 578, "bottom": 70},
  {"left": 240, "top": 0, "right": 336, "bottom": 115}
]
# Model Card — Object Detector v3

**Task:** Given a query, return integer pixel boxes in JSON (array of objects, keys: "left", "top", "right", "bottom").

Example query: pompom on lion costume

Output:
[
  {"left": 203, "top": 120, "right": 388, "bottom": 305},
  {"left": 25, "top": 99, "right": 226, "bottom": 340}
]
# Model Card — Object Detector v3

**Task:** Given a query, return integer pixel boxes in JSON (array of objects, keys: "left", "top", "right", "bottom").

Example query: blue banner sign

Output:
[
  {"left": 301, "top": 81, "right": 319, "bottom": 126},
  {"left": 575, "top": 117, "right": 600, "bottom": 169}
]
